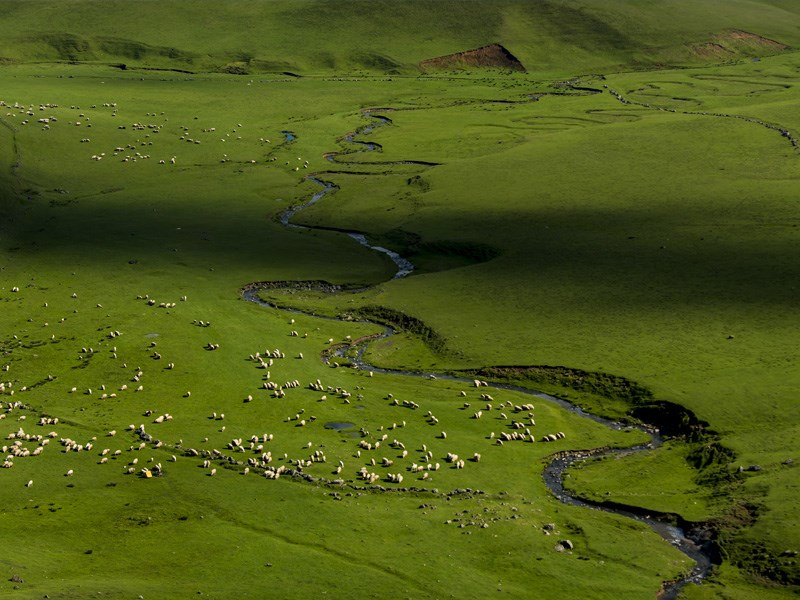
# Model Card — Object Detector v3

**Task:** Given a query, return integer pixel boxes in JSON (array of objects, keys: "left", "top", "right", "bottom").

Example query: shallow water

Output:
[
  {"left": 347, "top": 232, "right": 414, "bottom": 279},
  {"left": 324, "top": 421, "right": 356, "bottom": 430}
]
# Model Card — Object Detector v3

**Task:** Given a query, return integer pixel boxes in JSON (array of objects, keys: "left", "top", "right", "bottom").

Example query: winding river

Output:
[{"left": 257, "top": 109, "right": 712, "bottom": 598}]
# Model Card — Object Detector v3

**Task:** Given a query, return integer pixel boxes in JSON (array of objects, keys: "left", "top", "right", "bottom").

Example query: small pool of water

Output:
[{"left": 324, "top": 421, "right": 356, "bottom": 431}]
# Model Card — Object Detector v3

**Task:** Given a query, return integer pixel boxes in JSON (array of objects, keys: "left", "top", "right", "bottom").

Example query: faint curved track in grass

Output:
[
  {"left": 253, "top": 97, "right": 716, "bottom": 597},
  {"left": 208, "top": 503, "right": 433, "bottom": 595},
  {"left": 607, "top": 86, "right": 800, "bottom": 151},
  {"left": 0, "top": 116, "right": 23, "bottom": 189},
  {"left": 583, "top": 108, "right": 646, "bottom": 123},
  {"left": 690, "top": 74, "right": 792, "bottom": 92}
]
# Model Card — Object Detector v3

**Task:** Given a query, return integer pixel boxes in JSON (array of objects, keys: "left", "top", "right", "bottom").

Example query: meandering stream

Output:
[
  {"left": 278, "top": 112, "right": 415, "bottom": 278},
  {"left": 258, "top": 109, "right": 712, "bottom": 598}
]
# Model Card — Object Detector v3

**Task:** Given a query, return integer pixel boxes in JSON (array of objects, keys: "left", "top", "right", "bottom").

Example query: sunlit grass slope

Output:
[{"left": 0, "top": 0, "right": 798, "bottom": 76}]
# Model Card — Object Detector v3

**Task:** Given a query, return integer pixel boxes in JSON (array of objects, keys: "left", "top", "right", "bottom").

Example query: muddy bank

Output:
[{"left": 242, "top": 279, "right": 354, "bottom": 295}]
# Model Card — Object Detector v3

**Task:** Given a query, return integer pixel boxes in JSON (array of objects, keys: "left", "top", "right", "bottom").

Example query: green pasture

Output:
[
  {"left": 2, "top": 1, "right": 800, "bottom": 598},
  {"left": 273, "top": 53, "right": 800, "bottom": 590},
  {"left": 0, "top": 64, "right": 690, "bottom": 599},
  {"left": 563, "top": 442, "right": 722, "bottom": 522}
]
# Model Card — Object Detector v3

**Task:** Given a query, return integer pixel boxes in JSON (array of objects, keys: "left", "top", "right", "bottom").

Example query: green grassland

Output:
[
  {"left": 1, "top": 0, "right": 800, "bottom": 76},
  {"left": 291, "top": 57, "right": 800, "bottom": 592},
  {"left": 2, "top": 1, "right": 800, "bottom": 598}
]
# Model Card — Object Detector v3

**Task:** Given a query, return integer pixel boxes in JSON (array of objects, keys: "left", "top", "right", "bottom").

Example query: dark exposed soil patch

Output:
[
  {"left": 419, "top": 43, "right": 525, "bottom": 72},
  {"left": 720, "top": 29, "right": 788, "bottom": 52},
  {"left": 692, "top": 29, "right": 789, "bottom": 60},
  {"left": 693, "top": 42, "right": 734, "bottom": 60},
  {"left": 242, "top": 280, "right": 364, "bottom": 296}
]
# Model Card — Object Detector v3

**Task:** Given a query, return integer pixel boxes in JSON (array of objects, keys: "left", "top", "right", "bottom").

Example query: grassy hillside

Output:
[{"left": 0, "top": 0, "right": 798, "bottom": 76}]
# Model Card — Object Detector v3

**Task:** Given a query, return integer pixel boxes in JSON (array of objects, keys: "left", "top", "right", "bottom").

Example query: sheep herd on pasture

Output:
[
  {"left": 2, "top": 119, "right": 569, "bottom": 524},
  {"left": 0, "top": 97, "right": 303, "bottom": 172},
  {"left": 0, "top": 281, "right": 573, "bottom": 509}
]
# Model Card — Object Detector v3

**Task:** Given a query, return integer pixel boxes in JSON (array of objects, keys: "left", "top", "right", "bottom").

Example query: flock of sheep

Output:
[
  {"left": 0, "top": 284, "right": 571, "bottom": 499},
  {"left": 0, "top": 92, "right": 569, "bottom": 499},
  {"left": 0, "top": 98, "right": 305, "bottom": 172}
]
